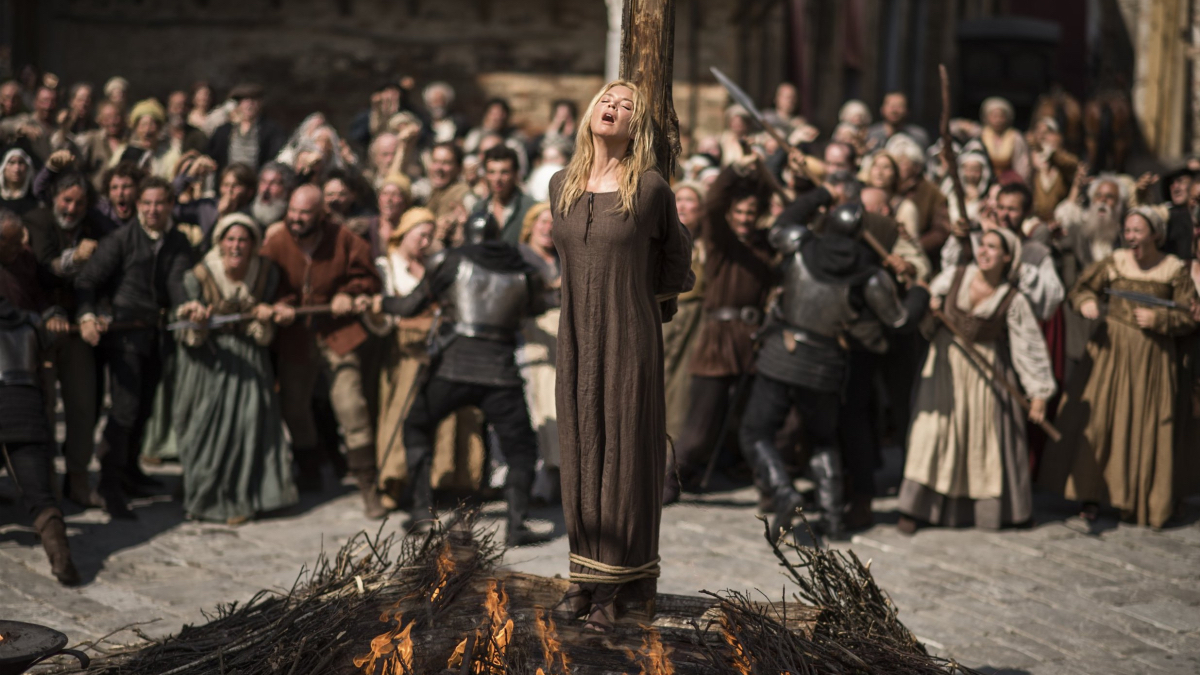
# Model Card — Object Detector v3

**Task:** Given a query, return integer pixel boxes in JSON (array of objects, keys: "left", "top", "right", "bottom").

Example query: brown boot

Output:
[
  {"left": 63, "top": 471, "right": 102, "bottom": 509},
  {"left": 347, "top": 446, "right": 387, "bottom": 520},
  {"left": 34, "top": 508, "right": 81, "bottom": 586},
  {"left": 844, "top": 494, "right": 875, "bottom": 531}
]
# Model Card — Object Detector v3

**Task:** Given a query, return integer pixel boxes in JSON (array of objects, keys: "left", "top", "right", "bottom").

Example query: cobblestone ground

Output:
[{"left": 2, "top": 448, "right": 1198, "bottom": 675}]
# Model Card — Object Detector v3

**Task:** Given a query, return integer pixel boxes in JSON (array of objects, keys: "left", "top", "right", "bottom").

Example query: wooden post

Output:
[{"left": 619, "top": 0, "right": 680, "bottom": 178}]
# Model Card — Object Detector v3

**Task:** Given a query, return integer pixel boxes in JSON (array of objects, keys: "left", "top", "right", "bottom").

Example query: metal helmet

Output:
[
  {"left": 825, "top": 203, "right": 864, "bottom": 239},
  {"left": 463, "top": 214, "right": 500, "bottom": 245}
]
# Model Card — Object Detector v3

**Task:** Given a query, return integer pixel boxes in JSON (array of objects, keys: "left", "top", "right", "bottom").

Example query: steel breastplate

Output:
[
  {"left": 779, "top": 254, "right": 858, "bottom": 337},
  {"left": 446, "top": 257, "right": 528, "bottom": 342},
  {"left": 0, "top": 319, "right": 40, "bottom": 386}
]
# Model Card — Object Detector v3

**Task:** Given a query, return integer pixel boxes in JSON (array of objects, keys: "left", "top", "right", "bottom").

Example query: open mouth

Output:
[{"left": 600, "top": 112, "right": 615, "bottom": 124}]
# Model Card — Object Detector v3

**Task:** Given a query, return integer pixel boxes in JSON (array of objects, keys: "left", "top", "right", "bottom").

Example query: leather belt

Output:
[
  {"left": 708, "top": 306, "right": 763, "bottom": 325},
  {"left": 452, "top": 321, "right": 517, "bottom": 343},
  {"left": 781, "top": 327, "right": 842, "bottom": 352}
]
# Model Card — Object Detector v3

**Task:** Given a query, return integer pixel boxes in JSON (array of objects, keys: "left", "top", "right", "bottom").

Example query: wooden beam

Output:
[{"left": 619, "top": 0, "right": 681, "bottom": 178}]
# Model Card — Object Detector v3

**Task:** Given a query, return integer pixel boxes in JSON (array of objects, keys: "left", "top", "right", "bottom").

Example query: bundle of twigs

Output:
[
  {"left": 693, "top": 517, "right": 981, "bottom": 675},
  {"left": 47, "top": 513, "right": 504, "bottom": 675}
]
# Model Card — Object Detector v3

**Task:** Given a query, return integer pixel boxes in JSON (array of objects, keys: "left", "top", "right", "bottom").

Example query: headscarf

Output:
[
  {"left": 211, "top": 212, "right": 262, "bottom": 248},
  {"left": 838, "top": 99, "right": 872, "bottom": 127},
  {"left": 984, "top": 226, "right": 1023, "bottom": 284},
  {"left": 128, "top": 98, "right": 166, "bottom": 128},
  {"left": 104, "top": 77, "right": 129, "bottom": 100},
  {"left": 1128, "top": 205, "right": 1169, "bottom": 246},
  {"left": 379, "top": 173, "right": 412, "bottom": 204},
  {"left": 980, "top": 97, "right": 1014, "bottom": 125},
  {"left": 389, "top": 207, "right": 435, "bottom": 248},
  {"left": 0, "top": 148, "right": 33, "bottom": 199}
]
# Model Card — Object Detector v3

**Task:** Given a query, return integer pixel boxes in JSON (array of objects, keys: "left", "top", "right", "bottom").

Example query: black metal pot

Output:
[{"left": 0, "top": 620, "right": 90, "bottom": 675}]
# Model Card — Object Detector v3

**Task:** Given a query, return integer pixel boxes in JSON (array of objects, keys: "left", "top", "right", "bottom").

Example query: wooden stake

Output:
[{"left": 619, "top": 0, "right": 680, "bottom": 178}]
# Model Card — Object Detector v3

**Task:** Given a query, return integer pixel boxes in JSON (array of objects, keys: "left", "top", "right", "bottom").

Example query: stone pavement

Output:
[{"left": 2, "top": 454, "right": 1199, "bottom": 675}]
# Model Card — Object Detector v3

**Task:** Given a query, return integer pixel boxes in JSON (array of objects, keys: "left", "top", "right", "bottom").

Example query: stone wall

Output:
[{"left": 31, "top": 0, "right": 751, "bottom": 141}]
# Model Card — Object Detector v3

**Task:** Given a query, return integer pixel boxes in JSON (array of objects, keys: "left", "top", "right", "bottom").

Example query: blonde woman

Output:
[
  {"left": 365, "top": 207, "right": 485, "bottom": 509},
  {"left": 550, "top": 81, "right": 693, "bottom": 631},
  {"left": 516, "top": 203, "right": 562, "bottom": 502}
]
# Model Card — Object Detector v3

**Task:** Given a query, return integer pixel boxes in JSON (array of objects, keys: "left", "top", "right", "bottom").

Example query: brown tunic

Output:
[
  {"left": 551, "top": 171, "right": 693, "bottom": 602},
  {"left": 689, "top": 169, "right": 775, "bottom": 377}
]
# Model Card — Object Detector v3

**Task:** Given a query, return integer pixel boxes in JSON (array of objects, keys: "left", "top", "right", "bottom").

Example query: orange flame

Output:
[
  {"left": 721, "top": 617, "right": 752, "bottom": 675},
  {"left": 534, "top": 608, "right": 571, "bottom": 675},
  {"left": 624, "top": 626, "right": 675, "bottom": 675},
  {"left": 354, "top": 610, "right": 414, "bottom": 675},
  {"left": 446, "top": 579, "right": 513, "bottom": 675},
  {"left": 430, "top": 542, "right": 457, "bottom": 603}
]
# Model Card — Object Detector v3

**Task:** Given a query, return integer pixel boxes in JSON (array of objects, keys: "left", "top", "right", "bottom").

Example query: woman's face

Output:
[
  {"left": 985, "top": 107, "right": 1009, "bottom": 133},
  {"left": 675, "top": 187, "right": 702, "bottom": 228},
  {"left": 219, "top": 224, "right": 255, "bottom": 270},
  {"left": 219, "top": 172, "right": 252, "bottom": 210},
  {"left": 868, "top": 156, "right": 895, "bottom": 191},
  {"left": 961, "top": 160, "right": 984, "bottom": 187},
  {"left": 4, "top": 155, "right": 28, "bottom": 188},
  {"left": 590, "top": 85, "right": 635, "bottom": 142},
  {"left": 976, "top": 231, "right": 1012, "bottom": 275},
  {"left": 530, "top": 209, "right": 555, "bottom": 251},
  {"left": 399, "top": 222, "right": 434, "bottom": 260},
  {"left": 70, "top": 86, "right": 93, "bottom": 115},
  {"left": 1123, "top": 214, "right": 1158, "bottom": 261},
  {"left": 378, "top": 184, "right": 408, "bottom": 222},
  {"left": 192, "top": 86, "right": 212, "bottom": 112}
]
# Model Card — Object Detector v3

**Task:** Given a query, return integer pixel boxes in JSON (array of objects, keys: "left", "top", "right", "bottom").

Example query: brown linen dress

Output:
[
  {"left": 1039, "top": 250, "right": 1196, "bottom": 528},
  {"left": 550, "top": 170, "right": 693, "bottom": 604}
]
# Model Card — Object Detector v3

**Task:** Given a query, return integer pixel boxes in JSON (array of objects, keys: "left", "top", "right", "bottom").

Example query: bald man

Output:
[{"left": 260, "top": 185, "right": 384, "bottom": 517}]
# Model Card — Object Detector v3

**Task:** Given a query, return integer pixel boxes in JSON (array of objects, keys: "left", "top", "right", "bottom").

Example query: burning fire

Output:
[
  {"left": 353, "top": 609, "right": 414, "bottom": 675},
  {"left": 624, "top": 627, "right": 675, "bottom": 675},
  {"left": 447, "top": 580, "right": 513, "bottom": 674},
  {"left": 533, "top": 608, "right": 570, "bottom": 675},
  {"left": 721, "top": 617, "right": 753, "bottom": 675},
  {"left": 430, "top": 542, "right": 457, "bottom": 603}
]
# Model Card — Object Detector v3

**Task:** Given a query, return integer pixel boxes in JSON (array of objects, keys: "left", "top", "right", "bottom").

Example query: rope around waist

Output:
[{"left": 568, "top": 553, "right": 661, "bottom": 584}]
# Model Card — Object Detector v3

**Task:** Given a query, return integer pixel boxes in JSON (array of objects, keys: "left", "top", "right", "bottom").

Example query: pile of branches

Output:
[
  {"left": 48, "top": 513, "right": 504, "bottom": 675},
  {"left": 694, "top": 518, "right": 981, "bottom": 675}
]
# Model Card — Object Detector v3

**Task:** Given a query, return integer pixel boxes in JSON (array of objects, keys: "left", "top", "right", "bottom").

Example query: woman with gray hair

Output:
[
  {"left": 1040, "top": 206, "right": 1197, "bottom": 531},
  {"left": 173, "top": 213, "right": 297, "bottom": 524}
]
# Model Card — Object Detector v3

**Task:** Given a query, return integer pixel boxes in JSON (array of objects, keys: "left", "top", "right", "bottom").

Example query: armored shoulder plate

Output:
[
  {"left": 769, "top": 223, "right": 808, "bottom": 256},
  {"left": 863, "top": 270, "right": 908, "bottom": 329}
]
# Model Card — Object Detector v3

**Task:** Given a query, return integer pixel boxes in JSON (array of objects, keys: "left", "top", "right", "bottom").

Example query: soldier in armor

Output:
[
  {"left": 0, "top": 294, "right": 81, "bottom": 585},
  {"left": 373, "top": 215, "right": 549, "bottom": 545},
  {"left": 740, "top": 203, "right": 908, "bottom": 542}
]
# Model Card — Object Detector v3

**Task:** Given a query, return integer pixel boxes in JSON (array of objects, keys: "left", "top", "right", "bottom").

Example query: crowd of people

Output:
[{"left": 0, "top": 70, "right": 1196, "bottom": 595}]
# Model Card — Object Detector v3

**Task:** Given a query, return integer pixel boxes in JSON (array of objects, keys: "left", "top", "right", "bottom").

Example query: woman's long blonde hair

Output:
[{"left": 555, "top": 80, "right": 657, "bottom": 219}]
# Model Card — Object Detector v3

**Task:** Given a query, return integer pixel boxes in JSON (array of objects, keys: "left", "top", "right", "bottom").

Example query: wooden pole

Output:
[{"left": 619, "top": 0, "right": 681, "bottom": 178}]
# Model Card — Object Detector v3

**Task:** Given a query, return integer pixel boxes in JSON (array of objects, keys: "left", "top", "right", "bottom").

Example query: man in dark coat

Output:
[
  {"left": 75, "top": 176, "right": 193, "bottom": 518},
  {"left": 206, "top": 83, "right": 287, "bottom": 172}
]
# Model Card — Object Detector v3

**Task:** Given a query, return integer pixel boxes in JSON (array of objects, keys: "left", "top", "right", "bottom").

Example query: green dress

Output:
[{"left": 174, "top": 256, "right": 297, "bottom": 522}]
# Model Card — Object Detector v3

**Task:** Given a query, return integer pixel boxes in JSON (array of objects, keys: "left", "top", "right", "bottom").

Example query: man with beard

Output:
[
  {"left": 23, "top": 170, "right": 116, "bottom": 507},
  {"left": 865, "top": 92, "right": 930, "bottom": 151},
  {"left": 942, "top": 183, "right": 1064, "bottom": 321},
  {"left": 251, "top": 161, "right": 294, "bottom": 227},
  {"left": 887, "top": 134, "right": 950, "bottom": 266},
  {"left": 321, "top": 170, "right": 368, "bottom": 220},
  {"left": 412, "top": 141, "right": 475, "bottom": 247},
  {"left": 362, "top": 132, "right": 398, "bottom": 191},
  {"left": 663, "top": 157, "right": 774, "bottom": 505},
  {"left": 741, "top": 203, "right": 908, "bottom": 543},
  {"left": 75, "top": 176, "right": 193, "bottom": 518},
  {"left": 259, "top": 185, "right": 384, "bottom": 517},
  {"left": 0, "top": 84, "right": 61, "bottom": 162},
  {"left": 370, "top": 215, "right": 549, "bottom": 545},
  {"left": 1055, "top": 172, "right": 1125, "bottom": 378}
]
